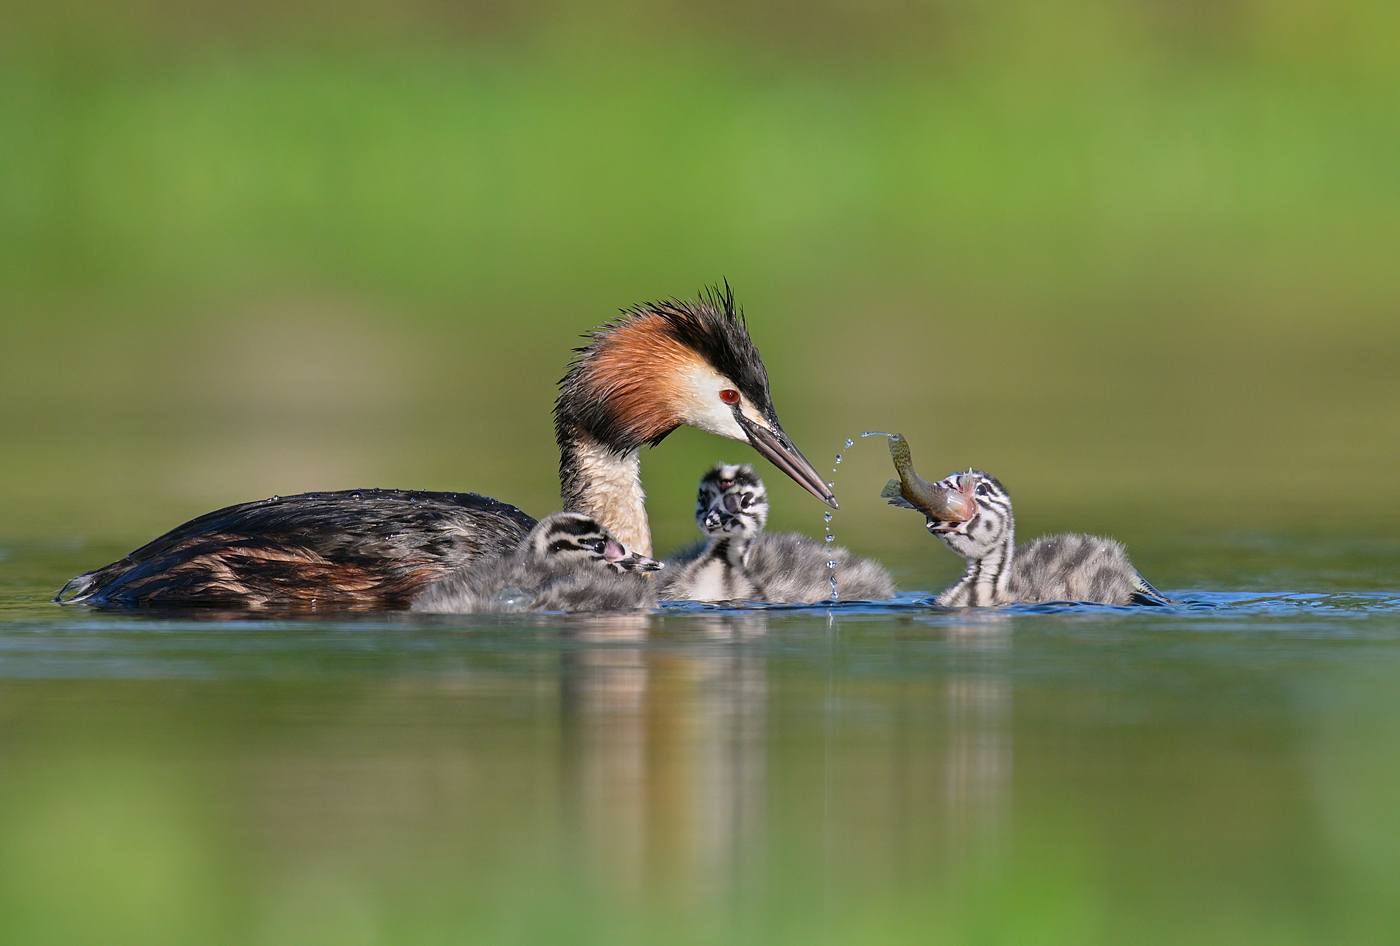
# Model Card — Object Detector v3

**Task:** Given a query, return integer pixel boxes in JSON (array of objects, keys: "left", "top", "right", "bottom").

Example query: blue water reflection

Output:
[{"left": 4, "top": 549, "right": 1400, "bottom": 943}]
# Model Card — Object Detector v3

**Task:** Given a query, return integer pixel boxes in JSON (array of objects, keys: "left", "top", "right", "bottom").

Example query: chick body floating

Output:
[
  {"left": 662, "top": 463, "right": 894, "bottom": 604},
  {"left": 874, "top": 433, "right": 1171, "bottom": 607}
]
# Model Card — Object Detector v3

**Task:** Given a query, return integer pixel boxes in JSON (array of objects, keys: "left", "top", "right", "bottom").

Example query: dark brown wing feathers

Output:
[{"left": 58, "top": 489, "right": 537, "bottom": 608}]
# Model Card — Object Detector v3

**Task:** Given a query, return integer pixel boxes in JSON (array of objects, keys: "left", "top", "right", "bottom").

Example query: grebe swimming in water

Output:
[
  {"left": 58, "top": 286, "right": 836, "bottom": 608},
  {"left": 912, "top": 470, "right": 1171, "bottom": 607},
  {"left": 413, "top": 512, "right": 662, "bottom": 613},
  {"left": 661, "top": 464, "right": 895, "bottom": 604}
]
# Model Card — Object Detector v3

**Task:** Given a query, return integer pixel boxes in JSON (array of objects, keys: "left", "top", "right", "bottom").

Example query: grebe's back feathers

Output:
[{"left": 57, "top": 489, "right": 536, "bottom": 608}]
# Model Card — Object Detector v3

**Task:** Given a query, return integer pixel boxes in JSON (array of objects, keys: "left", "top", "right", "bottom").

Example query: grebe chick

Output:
[
  {"left": 413, "top": 512, "right": 661, "bottom": 613},
  {"left": 920, "top": 471, "right": 1171, "bottom": 607},
  {"left": 660, "top": 464, "right": 770, "bottom": 602},
  {"left": 662, "top": 464, "right": 895, "bottom": 604},
  {"left": 59, "top": 286, "right": 836, "bottom": 608}
]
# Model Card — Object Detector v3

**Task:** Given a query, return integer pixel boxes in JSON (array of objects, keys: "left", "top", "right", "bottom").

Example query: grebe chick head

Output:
[
  {"left": 926, "top": 471, "right": 1013, "bottom": 560},
  {"left": 556, "top": 284, "right": 836, "bottom": 508},
  {"left": 696, "top": 463, "right": 769, "bottom": 536},
  {"left": 524, "top": 512, "right": 663, "bottom": 574}
]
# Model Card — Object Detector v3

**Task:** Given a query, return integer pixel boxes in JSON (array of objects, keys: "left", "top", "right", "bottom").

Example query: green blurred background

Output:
[
  {"left": 2, "top": 0, "right": 1398, "bottom": 575},
  {"left": 4, "top": 7, "right": 1400, "bottom": 945}
]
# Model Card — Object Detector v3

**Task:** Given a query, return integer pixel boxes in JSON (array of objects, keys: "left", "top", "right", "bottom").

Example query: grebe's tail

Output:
[{"left": 54, "top": 572, "right": 98, "bottom": 604}]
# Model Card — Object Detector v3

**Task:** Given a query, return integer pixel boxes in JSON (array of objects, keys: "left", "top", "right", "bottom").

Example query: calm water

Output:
[{"left": 2, "top": 537, "right": 1399, "bottom": 945}]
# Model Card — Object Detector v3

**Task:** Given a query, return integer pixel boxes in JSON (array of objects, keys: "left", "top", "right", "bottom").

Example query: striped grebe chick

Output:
[
  {"left": 662, "top": 464, "right": 895, "bottom": 604},
  {"left": 660, "top": 464, "right": 770, "bottom": 602},
  {"left": 413, "top": 512, "right": 661, "bottom": 613},
  {"left": 58, "top": 286, "right": 836, "bottom": 608},
  {"left": 918, "top": 471, "right": 1171, "bottom": 607}
]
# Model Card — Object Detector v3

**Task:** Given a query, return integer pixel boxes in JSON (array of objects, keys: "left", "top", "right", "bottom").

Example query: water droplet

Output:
[
  {"left": 269, "top": 495, "right": 280, "bottom": 501},
  {"left": 823, "top": 511, "right": 832, "bottom": 523},
  {"left": 825, "top": 534, "right": 834, "bottom": 543},
  {"left": 827, "top": 481, "right": 835, "bottom": 490},
  {"left": 350, "top": 491, "right": 362, "bottom": 500},
  {"left": 845, "top": 438, "right": 854, "bottom": 448},
  {"left": 834, "top": 454, "right": 842, "bottom": 464},
  {"left": 827, "top": 560, "right": 837, "bottom": 569}
]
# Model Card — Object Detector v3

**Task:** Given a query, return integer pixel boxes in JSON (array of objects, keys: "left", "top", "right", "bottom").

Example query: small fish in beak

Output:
[{"left": 871, "top": 432, "right": 978, "bottom": 523}]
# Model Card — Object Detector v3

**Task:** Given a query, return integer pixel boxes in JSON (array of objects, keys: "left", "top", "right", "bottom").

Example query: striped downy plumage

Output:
[
  {"left": 57, "top": 285, "right": 837, "bottom": 609},
  {"left": 413, "top": 512, "right": 661, "bottom": 613},
  {"left": 661, "top": 464, "right": 770, "bottom": 602},
  {"left": 662, "top": 464, "right": 895, "bottom": 604},
  {"left": 923, "top": 471, "right": 1171, "bottom": 607}
]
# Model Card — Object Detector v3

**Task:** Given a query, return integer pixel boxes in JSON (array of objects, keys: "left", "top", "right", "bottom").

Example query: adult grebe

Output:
[
  {"left": 913, "top": 470, "right": 1172, "bottom": 607},
  {"left": 413, "top": 512, "right": 662, "bottom": 613},
  {"left": 661, "top": 463, "right": 894, "bottom": 604},
  {"left": 57, "top": 286, "right": 836, "bottom": 608}
]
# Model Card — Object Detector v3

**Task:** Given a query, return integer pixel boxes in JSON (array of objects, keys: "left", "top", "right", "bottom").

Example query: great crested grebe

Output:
[
  {"left": 662, "top": 464, "right": 895, "bottom": 604},
  {"left": 57, "top": 286, "right": 836, "bottom": 608},
  {"left": 413, "top": 512, "right": 661, "bottom": 613},
  {"left": 916, "top": 470, "right": 1171, "bottom": 607}
]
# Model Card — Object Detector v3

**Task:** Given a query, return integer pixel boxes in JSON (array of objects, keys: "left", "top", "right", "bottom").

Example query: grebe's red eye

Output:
[{"left": 719, "top": 388, "right": 740, "bottom": 404}]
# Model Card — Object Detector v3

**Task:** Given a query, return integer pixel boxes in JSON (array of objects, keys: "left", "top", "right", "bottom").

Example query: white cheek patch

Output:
[{"left": 679, "top": 363, "right": 748, "bottom": 441}]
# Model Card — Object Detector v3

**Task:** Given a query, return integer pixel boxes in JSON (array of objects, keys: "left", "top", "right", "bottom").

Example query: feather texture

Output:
[
  {"left": 413, "top": 512, "right": 659, "bottom": 613},
  {"left": 925, "top": 471, "right": 1171, "bottom": 607},
  {"left": 662, "top": 464, "right": 895, "bottom": 604}
]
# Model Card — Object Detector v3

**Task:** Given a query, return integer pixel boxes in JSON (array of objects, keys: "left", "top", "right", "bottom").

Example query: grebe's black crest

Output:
[
  {"left": 640, "top": 284, "right": 775, "bottom": 435},
  {"left": 557, "top": 283, "right": 774, "bottom": 452}
]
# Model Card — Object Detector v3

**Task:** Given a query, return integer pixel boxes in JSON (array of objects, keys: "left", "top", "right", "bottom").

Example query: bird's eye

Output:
[
  {"left": 585, "top": 539, "right": 606, "bottom": 554},
  {"left": 719, "top": 388, "right": 740, "bottom": 405},
  {"left": 975, "top": 482, "right": 991, "bottom": 496},
  {"left": 740, "top": 494, "right": 753, "bottom": 508}
]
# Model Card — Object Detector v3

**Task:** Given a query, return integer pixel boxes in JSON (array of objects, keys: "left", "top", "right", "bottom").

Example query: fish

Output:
[{"left": 868, "top": 432, "right": 977, "bottom": 523}]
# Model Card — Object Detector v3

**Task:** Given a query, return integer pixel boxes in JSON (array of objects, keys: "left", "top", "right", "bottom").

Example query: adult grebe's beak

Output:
[{"left": 737, "top": 414, "right": 839, "bottom": 509}]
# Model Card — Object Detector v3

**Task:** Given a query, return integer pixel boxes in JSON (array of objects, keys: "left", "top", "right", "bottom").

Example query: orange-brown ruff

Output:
[
  {"left": 59, "top": 286, "right": 835, "bottom": 609},
  {"left": 572, "top": 316, "right": 710, "bottom": 445}
]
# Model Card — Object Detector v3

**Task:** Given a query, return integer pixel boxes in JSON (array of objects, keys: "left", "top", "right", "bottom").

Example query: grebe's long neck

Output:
[{"left": 558, "top": 429, "right": 652, "bottom": 556}]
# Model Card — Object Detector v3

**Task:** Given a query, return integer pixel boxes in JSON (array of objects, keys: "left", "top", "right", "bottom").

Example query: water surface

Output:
[{"left": 2, "top": 538, "right": 1398, "bottom": 945}]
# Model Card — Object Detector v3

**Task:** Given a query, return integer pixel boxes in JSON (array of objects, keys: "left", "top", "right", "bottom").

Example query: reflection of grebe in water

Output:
[
  {"left": 413, "top": 512, "right": 661, "bottom": 613},
  {"left": 57, "top": 287, "right": 837, "bottom": 609},
  {"left": 662, "top": 464, "right": 894, "bottom": 604}
]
